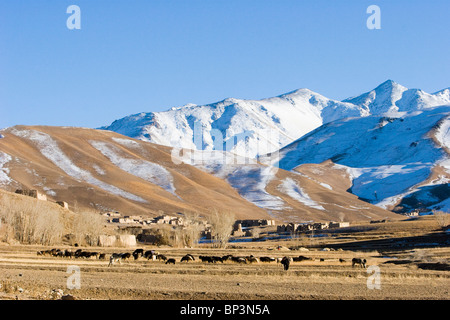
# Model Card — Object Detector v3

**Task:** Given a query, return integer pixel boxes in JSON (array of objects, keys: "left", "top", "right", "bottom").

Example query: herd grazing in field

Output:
[{"left": 36, "top": 247, "right": 368, "bottom": 270}]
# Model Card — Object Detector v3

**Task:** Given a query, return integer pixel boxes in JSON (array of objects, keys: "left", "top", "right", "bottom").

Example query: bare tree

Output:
[
  {"left": 250, "top": 227, "right": 262, "bottom": 240},
  {"left": 32, "top": 208, "right": 64, "bottom": 245},
  {"left": 209, "top": 208, "right": 235, "bottom": 248},
  {"left": 432, "top": 210, "right": 449, "bottom": 229},
  {"left": 0, "top": 195, "right": 64, "bottom": 245},
  {"left": 152, "top": 224, "right": 175, "bottom": 246},
  {"left": 180, "top": 211, "right": 204, "bottom": 247},
  {"left": 72, "top": 211, "right": 105, "bottom": 246}
]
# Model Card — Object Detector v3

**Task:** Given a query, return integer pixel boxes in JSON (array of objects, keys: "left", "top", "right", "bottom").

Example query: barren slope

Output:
[
  {"left": 0, "top": 126, "right": 272, "bottom": 219},
  {"left": 0, "top": 126, "right": 400, "bottom": 222}
]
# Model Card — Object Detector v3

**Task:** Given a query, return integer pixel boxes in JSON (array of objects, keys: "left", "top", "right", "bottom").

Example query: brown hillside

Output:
[
  {"left": 0, "top": 126, "right": 270, "bottom": 220},
  {"left": 0, "top": 125, "right": 401, "bottom": 222}
]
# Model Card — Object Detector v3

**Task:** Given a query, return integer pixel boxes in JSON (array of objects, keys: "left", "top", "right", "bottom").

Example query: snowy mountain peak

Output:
[
  {"left": 342, "top": 80, "right": 450, "bottom": 117},
  {"left": 343, "top": 80, "right": 407, "bottom": 115},
  {"left": 102, "top": 81, "right": 450, "bottom": 158},
  {"left": 433, "top": 87, "right": 450, "bottom": 99},
  {"left": 377, "top": 79, "right": 405, "bottom": 90},
  {"left": 278, "top": 87, "right": 319, "bottom": 98}
]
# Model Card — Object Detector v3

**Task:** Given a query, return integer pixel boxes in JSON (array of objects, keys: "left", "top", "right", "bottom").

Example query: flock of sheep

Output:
[{"left": 36, "top": 247, "right": 368, "bottom": 270}]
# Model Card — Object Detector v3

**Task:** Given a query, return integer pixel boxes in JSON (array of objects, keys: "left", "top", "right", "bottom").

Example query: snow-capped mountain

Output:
[
  {"left": 270, "top": 106, "right": 450, "bottom": 213},
  {"left": 101, "top": 80, "right": 450, "bottom": 159},
  {"left": 101, "top": 89, "right": 364, "bottom": 159},
  {"left": 343, "top": 80, "right": 450, "bottom": 117},
  {"left": 97, "top": 80, "right": 450, "bottom": 214},
  {"left": 0, "top": 81, "right": 447, "bottom": 219}
]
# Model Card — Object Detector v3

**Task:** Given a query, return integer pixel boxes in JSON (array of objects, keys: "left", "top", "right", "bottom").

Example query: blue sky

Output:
[{"left": 0, "top": 0, "right": 449, "bottom": 129}]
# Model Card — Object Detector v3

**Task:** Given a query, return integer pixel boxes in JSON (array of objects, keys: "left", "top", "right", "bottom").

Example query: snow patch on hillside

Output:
[
  {"left": 175, "top": 148, "right": 257, "bottom": 178},
  {"left": 434, "top": 116, "right": 450, "bottom": 151},
  {"left": 0, "top": 151, "right": 12, "bottom": 184},
  {"left": 278, "top": 178, "right": 325, "bottom": 210},
  {"left": 431, "top": 197, "right": 450, "bottom": 212},
  {"left": 112, "top": 137, "right": 140, "bottom": 148},
  {"left": 43, "top": 187, "right": 57, "bottom": 197},
  {"left": 172, "top": 148, "right": 287, "bottom": 208},
  {"left": 90, "top": 140, "right": 178, "bottom": 197},
  {"left": 10, "top": 129, "right": 147, "bottom": 203},
  {"left": 175, "top": 149, "right": 288, "bottom": 210},
  {"left": 92, "top": 164, "right": 106, "bottom": 176},
  {"left": 226, "top": 165, "right": 287, "bottom": 210}
]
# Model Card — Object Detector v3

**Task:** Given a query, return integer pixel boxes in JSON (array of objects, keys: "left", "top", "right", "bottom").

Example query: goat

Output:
[
  {"left": 235, "top": 257, "right": 247, "bottom": 264},
  {"left": 144, "top": 250, "right": 156, "bottom": 260},
  {"left": 212, "top": 256, "right": 223, "bottom": 263},
  {"left": 119, "top": 252, "right": 131, "bottom": 261},
  {"left": 352, "top": 258, "right": 367, "bottom": 268},
  {"left": 108, "top": 253, "right": 122, "bottom": 267},
  {"left": 199, "top": 255, "right": 214, "bottom": 263},
  {"left": 260, "top": 257, "right": 275, "bottom": 263},
  {"left": 180, "top": 254, "right": 195, "bottom": 263},
  {"left": 222, "top": 255, "right": 233, "bottom": 262},
  {"left": 64, "top": 250, "right": 74, "bottom": 259},
  {"left": 156, "top": 254, "right": 167, "bottom": 261},
  {"left": 281, "top": 256, "right": 292, "bottom": 271},
  {"left": 246, "top": 255, "right": 259, "bottom": 264},
  {"left": 292, "top": 255, "right": 312, "bottom": 262},
  {"left": 74, "top": 249, "right": 83, "bottom": 258},
  {"left": 132, "top": 249, "right": 144, "bottom": 260}
]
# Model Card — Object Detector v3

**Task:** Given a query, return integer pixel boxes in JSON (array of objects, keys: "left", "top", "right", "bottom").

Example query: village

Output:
[
  {"left": 14, "top": 188, "right": 358, "bottom": 246},
  {"left": 102, "top": 211, "right": 354, "bottom": 244}
]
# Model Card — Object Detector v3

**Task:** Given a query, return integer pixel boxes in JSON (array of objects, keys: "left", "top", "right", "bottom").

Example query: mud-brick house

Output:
[
  {"left": 56, "top": 201, "right": 69, "bottom": 209},
  {"left": 15, "top": 189, "right": 47, "bottom": 201}
]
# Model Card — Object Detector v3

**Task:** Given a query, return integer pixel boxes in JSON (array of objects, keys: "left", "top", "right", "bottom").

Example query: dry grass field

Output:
[{"left": 0, "top": 216, "right": 448, "bottom": 301}]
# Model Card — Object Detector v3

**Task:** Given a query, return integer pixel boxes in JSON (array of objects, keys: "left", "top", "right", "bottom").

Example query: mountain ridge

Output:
[
  {"left": 99, "top": 80, "right": 450, "bottom": 214},
  {"left": 100, "top": 80, "right": 450, "bottom": 159},
  {"left": 270, "top": 106, "right": 450, "bottom": 213}
]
